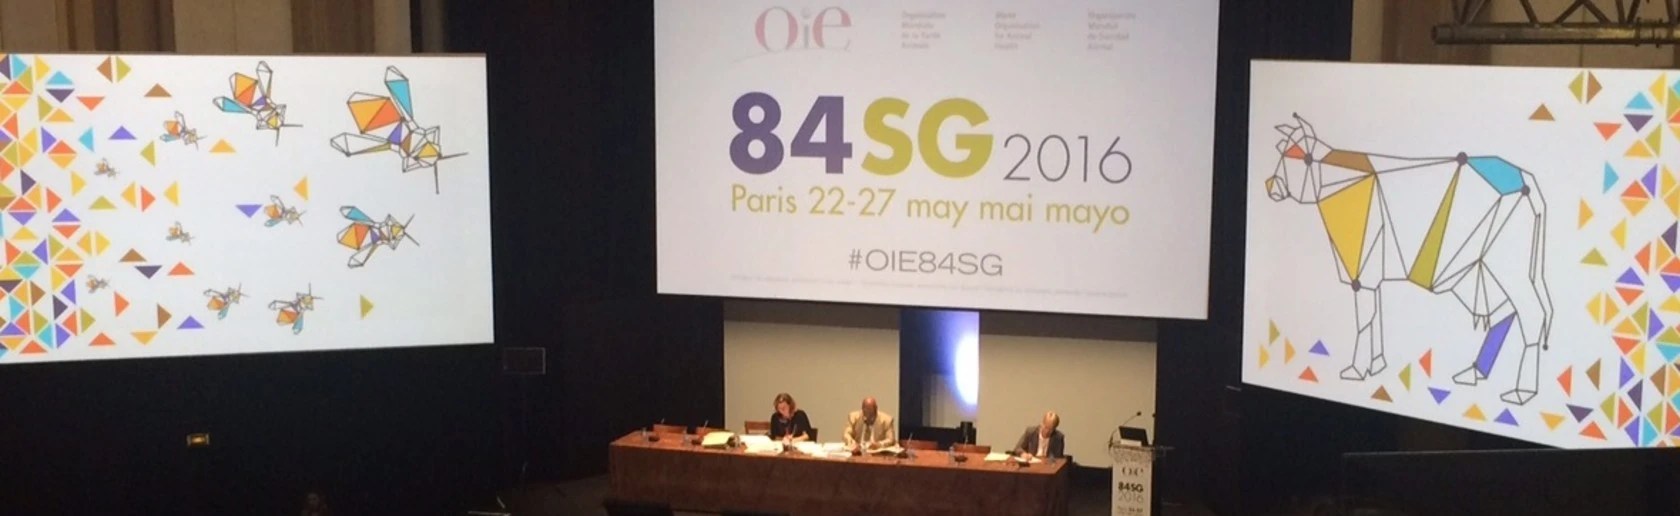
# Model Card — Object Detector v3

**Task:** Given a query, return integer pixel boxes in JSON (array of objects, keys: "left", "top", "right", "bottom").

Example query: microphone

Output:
[
  {"left": 693, "top": 420, "right": 709, "bottom": 445},
  {"left": 1118, "top": 410, "right": 1143, "bottom": 430},
  {"left": 648, "top": 419, "right": 664, "bottom": 442}
]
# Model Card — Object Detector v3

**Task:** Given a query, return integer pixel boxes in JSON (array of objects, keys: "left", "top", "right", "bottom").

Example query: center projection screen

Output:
[
  {"left": 1245, "top": 60, "right": 1680, "bottom": 449},
  {"left": 655, "top": 1, "right": 1218, "bottom": 318},
  {"left": 0, "top": 54, "right": 492, "bottom": 364}
]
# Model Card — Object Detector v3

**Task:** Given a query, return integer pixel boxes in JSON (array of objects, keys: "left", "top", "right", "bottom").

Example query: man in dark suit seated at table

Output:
[{"left": 1012, "top": 411, "right": 1065, "bottom": 459}]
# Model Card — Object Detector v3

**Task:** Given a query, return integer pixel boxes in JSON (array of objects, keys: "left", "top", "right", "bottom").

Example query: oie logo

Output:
[{"left": 754, "top": 6, "right": 851, "bottom": 53}]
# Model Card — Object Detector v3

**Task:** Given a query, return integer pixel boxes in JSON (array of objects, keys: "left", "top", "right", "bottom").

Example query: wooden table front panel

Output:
[{"left": 608, "top": 433, "right": 1069, "bottom": 516}]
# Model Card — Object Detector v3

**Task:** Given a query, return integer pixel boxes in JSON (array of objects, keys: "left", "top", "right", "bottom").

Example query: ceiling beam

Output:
[{"left": 1435, "top": 0, "right": 1680, "bottom": 44}]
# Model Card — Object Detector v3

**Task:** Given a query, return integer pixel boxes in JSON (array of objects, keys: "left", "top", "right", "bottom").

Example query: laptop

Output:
[{"left": 1118, "top": 426, "right": 1150, "bottom": 447}]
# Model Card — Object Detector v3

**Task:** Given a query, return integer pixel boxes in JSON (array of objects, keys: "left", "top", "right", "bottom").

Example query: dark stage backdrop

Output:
[
  {"left": 442, "top": 0, "right": 726, "bottom": 484},
  {"left": 1152, "top": 1, "right": 1356, "bottom": 513},
  {"left": 0, "top": 345, "right": 505, "bottom": 515}
]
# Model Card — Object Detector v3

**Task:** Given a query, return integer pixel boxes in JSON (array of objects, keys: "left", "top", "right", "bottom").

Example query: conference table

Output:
[{"left": 608, "top": 432, "right": 1069, "bottom": 515}]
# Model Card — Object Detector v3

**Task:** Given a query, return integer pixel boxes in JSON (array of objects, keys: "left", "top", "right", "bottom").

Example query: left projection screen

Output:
[{"left": 0, "top": 54, "right": 492, "bottom": 364}]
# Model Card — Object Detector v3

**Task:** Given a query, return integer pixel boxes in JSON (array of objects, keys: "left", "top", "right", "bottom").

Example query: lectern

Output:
[{"left": 1107, "top": 428, "right": 1166, "bottom": 516}]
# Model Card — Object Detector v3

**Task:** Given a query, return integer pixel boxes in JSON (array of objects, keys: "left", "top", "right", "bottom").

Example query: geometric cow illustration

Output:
[{"left": 1265, "top": 113, "right": 1554, "bottom": 405}]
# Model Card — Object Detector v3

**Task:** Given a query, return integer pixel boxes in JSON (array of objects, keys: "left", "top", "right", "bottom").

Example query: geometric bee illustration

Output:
[
  {"left": 204, "top": 284, "right": 246, "bottom": 320},
  {"left": 336, "top": 206, "right": 417, "bottom": 268},
  {"left": 329, "top": 66, "right": 466, "bottom": 194},
  {"left": 94, "top": 158, "right": 117, "bottom": 178},
  {"left": 86, "top": 275, "right": 110, "bottom": 294},
  {"left": 160, "top": 111, "right": 203, "bottom": 147},
  {"left": 263, "top": 195, "right": 304, "bottom": 227},
  {"left": 268, "top": 285, "right": 321, "bottom": 335},
  {"left": 213, "top": 61, "right": 300, "bottom": 144},
  {"left": 166, "top": 221, "right": 194, "bottom": 245}
]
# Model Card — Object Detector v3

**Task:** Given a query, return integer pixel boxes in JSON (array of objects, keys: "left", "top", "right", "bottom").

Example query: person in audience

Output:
[
  {"left": 843, "top": 397, "right": 897, "bottom": 450},
  {"left": 770, "top": 392, "right": 812, "bottom": 443},
  {"left": 300, "top": 490, "right": 331, "bottom": 516},
  {"left": 1012, "top": 411, "right": 1065, "bottom": 459}
]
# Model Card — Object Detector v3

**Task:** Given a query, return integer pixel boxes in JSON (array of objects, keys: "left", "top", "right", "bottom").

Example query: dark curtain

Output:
[
  {"left": 443, "top": 0, "right": 726, "bottom": 482},
  {"left": 1154, "top": 1, "right": 1354, "bottom": 514}
]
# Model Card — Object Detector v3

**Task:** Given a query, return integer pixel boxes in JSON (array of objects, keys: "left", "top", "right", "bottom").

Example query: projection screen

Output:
[
  {"left": 0, "top": 54, "right": 491, "bottom": 364},
  {"left": 1246, "top": 60, "right": 1680, "bottom": 449},
  {"left": 655, "top": 1, "right": 1219, "bottom": 318}
]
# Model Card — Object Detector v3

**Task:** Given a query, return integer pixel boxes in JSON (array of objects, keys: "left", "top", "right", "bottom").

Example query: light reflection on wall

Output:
[
  {"left": 954, "top": 329, "right": 978, "bottom": 407},
  {"left": 918, "top": 309, "right": 979, "bottom": 424}
]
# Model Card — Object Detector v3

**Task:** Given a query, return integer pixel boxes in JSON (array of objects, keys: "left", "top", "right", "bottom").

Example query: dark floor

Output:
[{"left": 474, "top": 476, "right": 1216, "bottom": 516}]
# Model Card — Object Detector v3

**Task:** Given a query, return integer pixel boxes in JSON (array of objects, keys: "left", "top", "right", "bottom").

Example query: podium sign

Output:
[{"left": 1110, "top": 445, "right": 1152, "bottom": 516}]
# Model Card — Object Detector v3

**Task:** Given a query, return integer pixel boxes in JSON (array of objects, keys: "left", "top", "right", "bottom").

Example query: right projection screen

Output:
[{"left": 1245, "top": 60, "right": 1680, "bottom": 448}]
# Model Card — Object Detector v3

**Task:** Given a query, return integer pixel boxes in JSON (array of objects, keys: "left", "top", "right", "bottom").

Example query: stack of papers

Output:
[
  {"left": 794, "top": 442, "right": 851, "bottom": 459},
  {"left": 983, "top": 452, "right": 1043, "bottom": 464},
  {"left": 701, "top": 431, "right": 735, "bottom": 448},
  {"left": 739, "top": 435, "right": 782, "bottom": 454}
]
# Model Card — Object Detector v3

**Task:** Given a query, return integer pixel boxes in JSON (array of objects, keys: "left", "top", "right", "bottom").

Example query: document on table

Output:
[
  {"left": 701, "top": 431, "right": 735, "bottom": 448},
  {"left": 739, "top": 435, "right": 782, "bottom": 454},
  {"left": 984, "top": 453, "right": 1042, "bottom": 464},
  {"left": 795, "top": 442, "right": 853, "bottom": 459}
]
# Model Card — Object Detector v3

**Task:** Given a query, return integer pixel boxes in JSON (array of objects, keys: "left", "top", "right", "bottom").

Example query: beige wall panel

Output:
[
  {"left": 113, "top": 0, "right": 169, "bottom": 52},
  {"left": 371, "top": 0, "right": 409, "bottom": 54},
  {"left": 232, "top": 0, "right": 290, "bottom": 53},
  {"left": 172, "top": 0, "right": 236, "bottom": 53},
  {"left": 1352, "top": 0, "right": 1384, "bottom": 63},
  {"left": 1, "top": 0, "right": 67, "bottom": 51}
]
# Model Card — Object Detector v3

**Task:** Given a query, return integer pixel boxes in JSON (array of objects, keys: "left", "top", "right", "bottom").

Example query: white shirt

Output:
[{"left": 1036, "top": 433, "right": 1051, "bottom": 457}]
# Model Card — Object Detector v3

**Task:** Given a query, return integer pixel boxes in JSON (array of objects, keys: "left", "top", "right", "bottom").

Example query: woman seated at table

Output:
[{"left": 771, "top": 392, "right": 812, "bottom": 443}]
